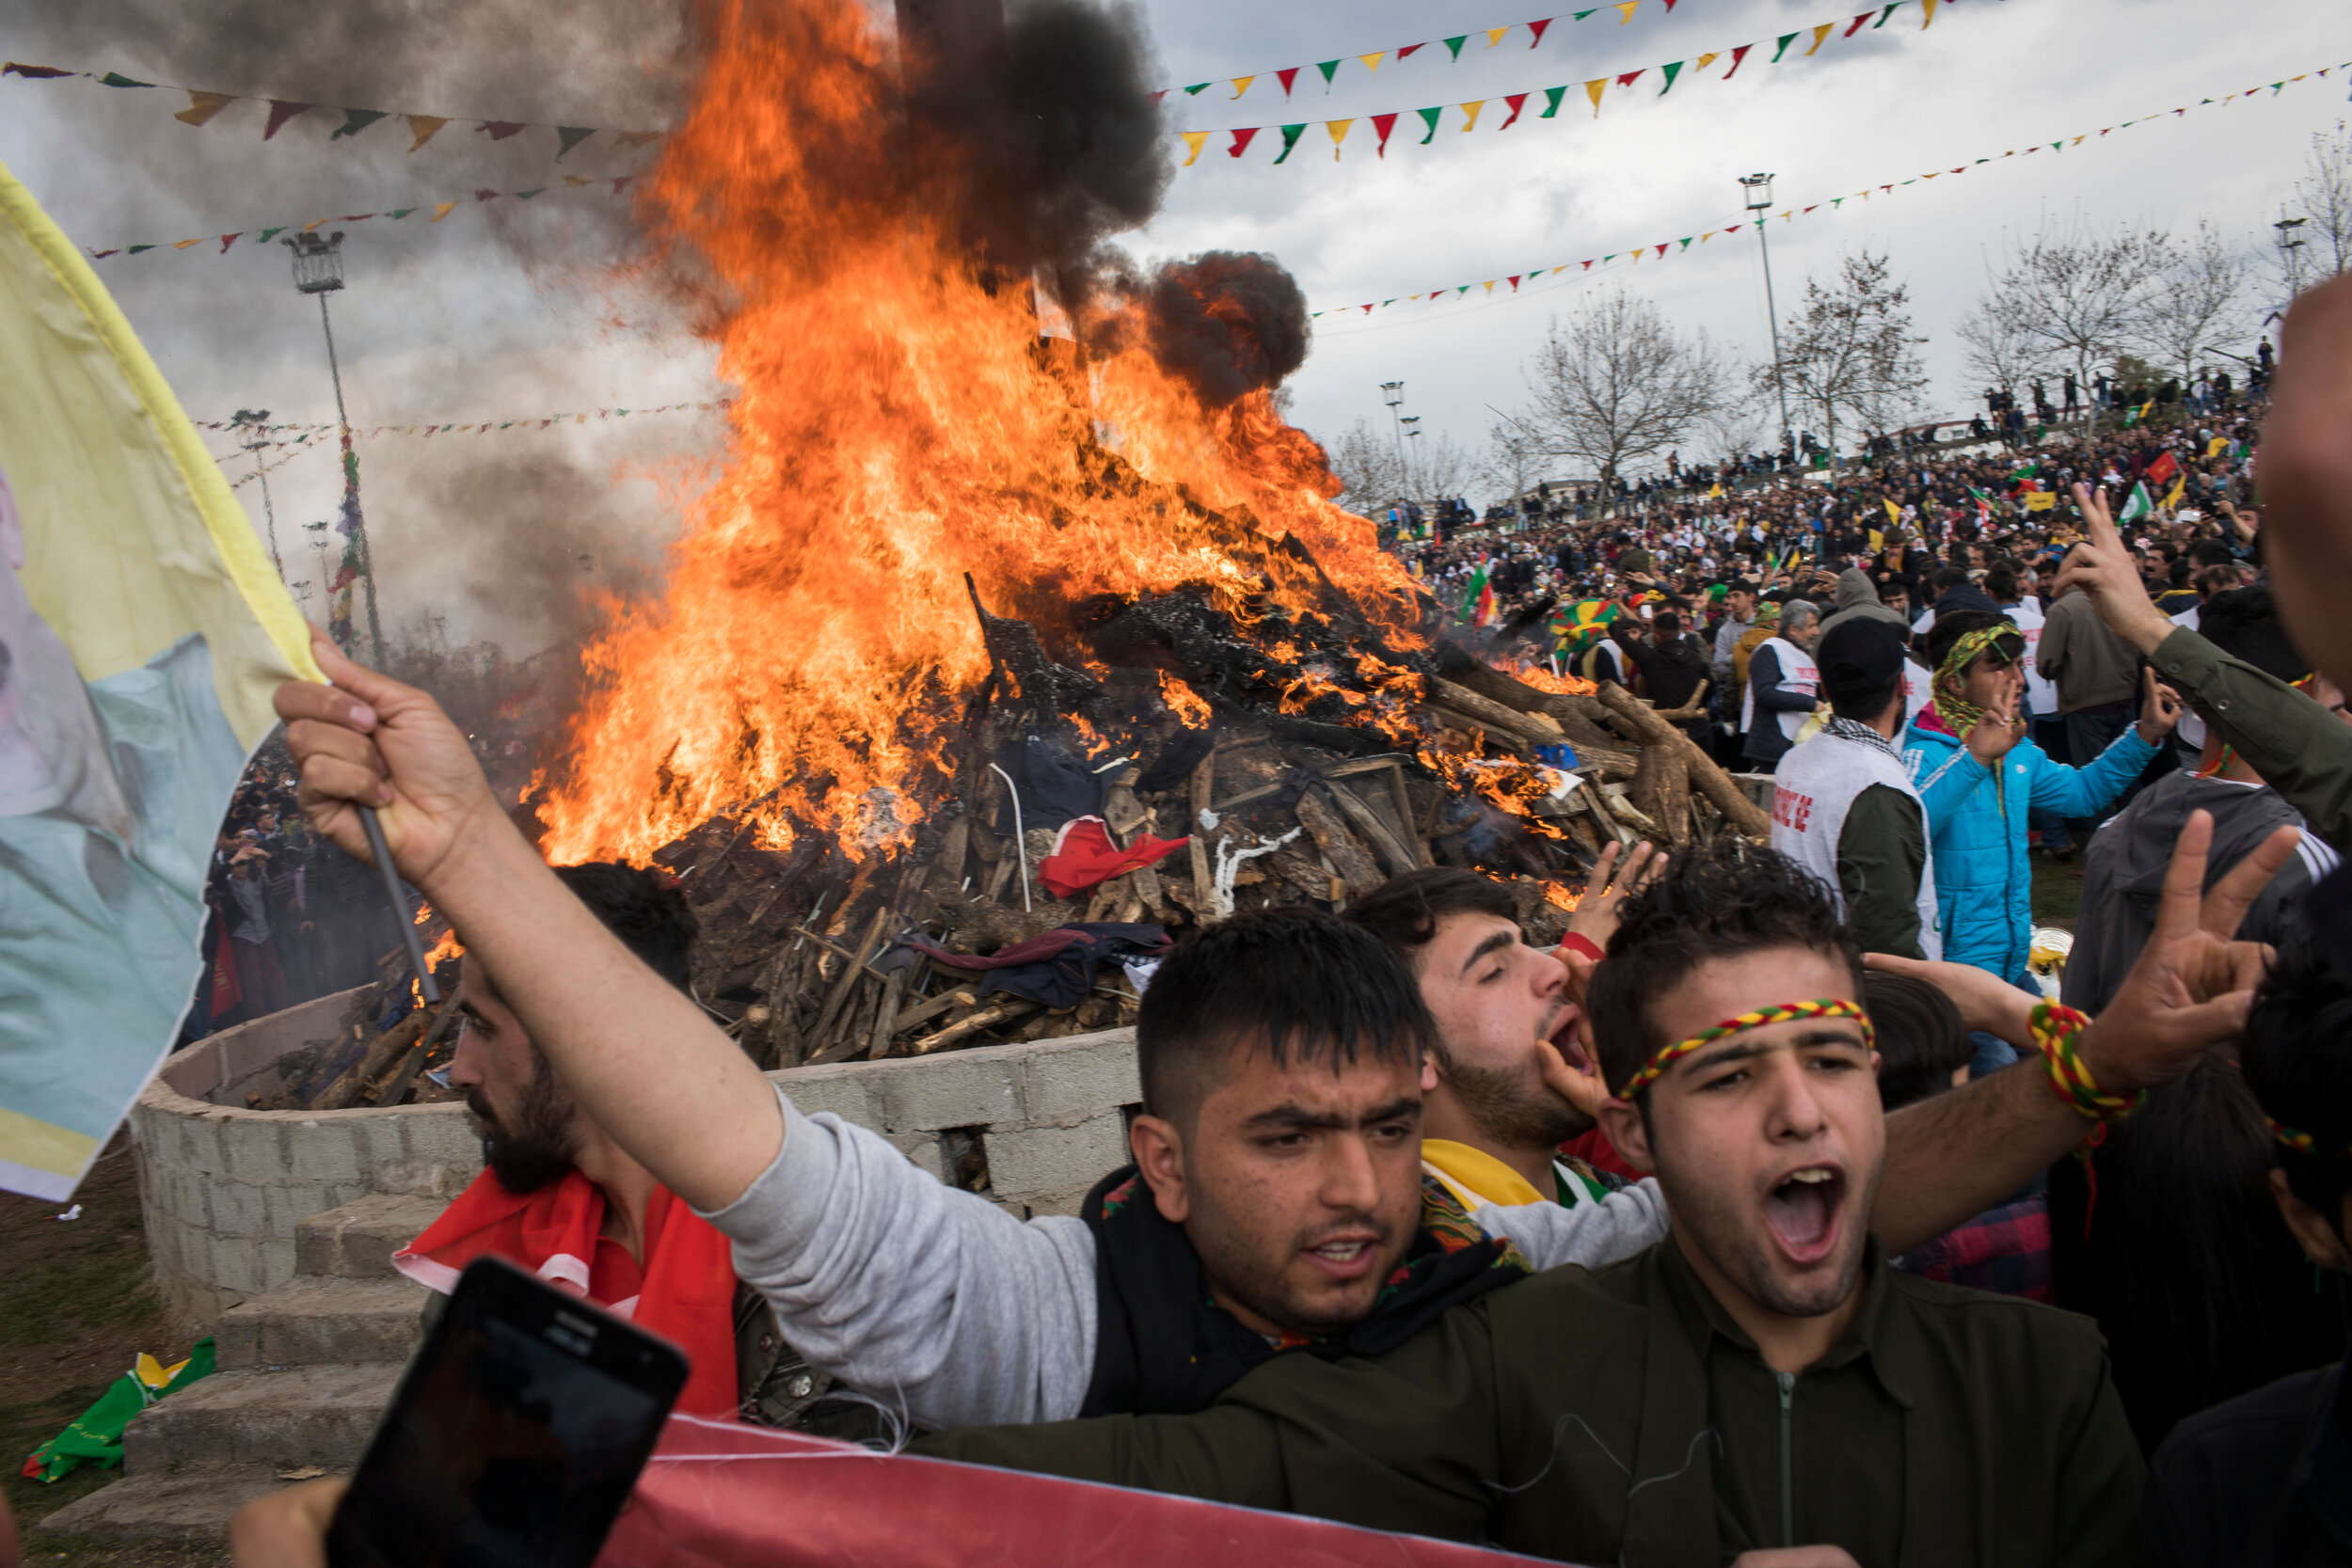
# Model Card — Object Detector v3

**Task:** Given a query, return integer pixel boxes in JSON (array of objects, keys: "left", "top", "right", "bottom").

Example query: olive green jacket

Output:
[
  {"left": 919, "top": 1241, "right": 2143, "bottom": 1566},
  {"left": 2150, "top": 626, "right": 2352, "bottom": 853}
]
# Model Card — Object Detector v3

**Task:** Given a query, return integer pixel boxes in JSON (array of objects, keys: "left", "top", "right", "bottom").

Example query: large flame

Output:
[{"left": 535, "top": 0, "right": 1421, "bottom": 863}]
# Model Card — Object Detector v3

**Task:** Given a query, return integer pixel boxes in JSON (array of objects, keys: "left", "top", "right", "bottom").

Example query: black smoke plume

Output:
[{"left": 1104, "top": 249, "right": 1311, "bottom": 406}]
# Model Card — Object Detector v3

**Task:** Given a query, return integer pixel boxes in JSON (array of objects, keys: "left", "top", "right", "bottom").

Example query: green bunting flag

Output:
[
  {"left": 1274, "top": 123, "right": 1307, "bottom": 163},
  {"left": 330, "top": 108, "right": 387, "bottom": 139}
]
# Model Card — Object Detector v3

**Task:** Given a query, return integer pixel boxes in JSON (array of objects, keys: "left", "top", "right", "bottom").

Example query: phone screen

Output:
[{"left": 328, "top": 1258, "right": 685, "bottom": 1568}]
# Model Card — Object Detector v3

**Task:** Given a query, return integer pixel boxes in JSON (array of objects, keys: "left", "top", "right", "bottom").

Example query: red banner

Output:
[{"left": 598, "top": 1412, "right": 1561, "bottom": 1568}]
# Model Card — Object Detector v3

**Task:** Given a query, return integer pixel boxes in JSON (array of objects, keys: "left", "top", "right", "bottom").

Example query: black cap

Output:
[{"left": 1816, "top": 617, "right": 1910, "bottom": 706}]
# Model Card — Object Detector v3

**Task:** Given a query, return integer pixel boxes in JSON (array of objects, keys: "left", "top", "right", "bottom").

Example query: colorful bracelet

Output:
[
  {"left": 1554, "top": 933, "right": 1606, "bottom": 965},
  {"left": 2266, "top": 1116, "right": 2352, "bottom": 1158},
  {"left": 2031, "top": 1001, "right": 2145, "bottom": 1122}
]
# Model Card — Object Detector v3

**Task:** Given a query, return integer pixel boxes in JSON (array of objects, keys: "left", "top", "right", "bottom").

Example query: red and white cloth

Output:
[{"left": 1035, "top": 816, "right": 1189, "bottom": 899}]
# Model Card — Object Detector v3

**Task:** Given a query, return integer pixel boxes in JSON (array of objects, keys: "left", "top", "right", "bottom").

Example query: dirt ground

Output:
[{"left": 1, "top": 1147, "right": 228, "bottom": 1567}]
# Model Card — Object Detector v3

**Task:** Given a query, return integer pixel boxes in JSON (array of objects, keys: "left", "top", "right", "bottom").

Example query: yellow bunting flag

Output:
[
  {"left": 1921, "top": 0, "right": 1938, "bottom": 24},
  {"left": 1483, "top": 279, "right": 1497, "bottom": 293},
  {"left": 1359, "top": 54, "right": 1383, "bottom": 73},
  {"left": 1806, "top": 23, "right": 1834, "bottom": 55},
  {"left": 1459, "top": 101, "right": 1486, "bottom": 131},
  {"left": 405, "top": 114, "right": 448, "bottom": 150},
  {"left": 1696, "top": 52, "right": 1720, "bottom": 71},
  {"left": 1585, "top": 78, "right": 1607, "bottom": 116},
  {"left": 611, "top": 131, "right": 663, "bottom": 148},
  {"left": 1327, "top": 119, "right": 1353, "bottom": 159},
  {"left": 1231, "top": 74, "right": 1255, "bottom": 97},
  {"left": 174, "top": 90, "right": 233, "bottom": 127},
  {"left": 1701, "top": 230, "right": 1717, "bottom": 241},
  {"left": 0, "top": 157, "right": 315, "bottom": 1199},
  {"left": 1179, "top": 131, "right": 1208, "bottom": 166},
  {"left": 1616, "top": 1, "right": 1639, "bottom": 21},
  {"left": 428, "top": 201, "right": 457, "bottom": 222},
  {"left": 1486, "top": 27, "right": 1510, "bottom": 47},
  {"left": 171, "top": 238, "right": 200, "bottom": 250}
]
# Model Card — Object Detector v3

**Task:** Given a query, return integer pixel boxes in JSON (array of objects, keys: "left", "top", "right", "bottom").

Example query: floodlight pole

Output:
[
  {"left": 1740, "top": 173, "right": 1792, "bottom": 459},
  {"left": 283, "top": 230, "right": 384, "bottom": 664},
  {"left": 1381, "top": 380, "right": 1408, "bottom": 500},
  {"left": 230, "top": 408, "right": 283, "bottom": 578}
]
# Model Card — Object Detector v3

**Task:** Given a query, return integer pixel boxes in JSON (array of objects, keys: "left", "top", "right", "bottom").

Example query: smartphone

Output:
[{"left": 326, "top": 1256, "right": 688, "bottom": 1568}]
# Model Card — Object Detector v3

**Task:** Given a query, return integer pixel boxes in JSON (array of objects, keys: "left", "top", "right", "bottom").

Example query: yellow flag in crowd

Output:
[
  {"left": 2207, "top": 436, "right": 2231, "bottom": 457},
  {"left": 1867, "top": 529, "right": 1884, "bottom": 553},
  {"left": 0, "top": 159, "right": 315, "bottom": 1199},
  {"left": 2025, "top": 491, "right": 2057, "bottom": 512},
  {"left": 2163, "top": 475, "right": 2185, "bottom": 509}
]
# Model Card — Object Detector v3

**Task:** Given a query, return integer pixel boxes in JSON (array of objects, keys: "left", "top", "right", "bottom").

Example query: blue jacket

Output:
[{"left": 1904, "top": 715, "right": 2160, "bottom": 984}]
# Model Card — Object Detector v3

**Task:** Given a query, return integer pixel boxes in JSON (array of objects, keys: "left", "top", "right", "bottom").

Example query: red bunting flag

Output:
[
  {"left": 1723, "top": 43, "right": 1754, "bottom": 78},
  {"left": 1615, "top": 69, "right": 1643, "bottom": 87},
  {"left": 1499, "top": 92, "right": 1530, "bottom": 128},
  {"left": 1277, "top": 67, "right": 1299, "bottom": 96},
  {"left": 1508, "top": 275, "right": 1521, "bottom": 291},
  {"left": 477, "top": 120, "right": 525, "bottom": 139},
  {"left": 1372, "top": 112, "right": 1399, "bottom": 155},
  {"left": 1397, "top": 43, "right": 1423, "bottom": 59},
  {"left": 262, "top": 100, "right": 310, "bottom": 139},
  {"left": 2, "top": 62, "right": 74, "bottom": 78},
  {"left": 218, "top": 233, "right": 241, "bottom": 252},
  {"left": 1845, "top": 13, "right": 1872, "bottom": 36},
  {"left": 1228, "top": 126, "right": 1260, "bottom": 157},
  {"left": 474, "top": 188, "right": 500, "bottom": 201},
  {"left": 1527, "top": 18, "right": 1552, "bottom": 46}
]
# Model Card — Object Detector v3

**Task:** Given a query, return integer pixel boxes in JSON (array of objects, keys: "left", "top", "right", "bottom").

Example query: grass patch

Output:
[{"left": 2030, "top": 853, "right": 2082, "bottom": 928}]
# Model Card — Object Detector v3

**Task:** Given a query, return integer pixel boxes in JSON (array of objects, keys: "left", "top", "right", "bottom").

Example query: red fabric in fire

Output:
[
  {"left": 1036, "top": 815, "right": 1189, "bottom": 899},
  {"left": 596, "top": 1411, "right": 1560, "bottom": 1568}
]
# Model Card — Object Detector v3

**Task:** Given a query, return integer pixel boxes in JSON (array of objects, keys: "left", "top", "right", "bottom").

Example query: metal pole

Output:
[
  {"left": 242, "top": 429, "right": 284, "bottom": 578},
  {"left": 316, "top": 293, "right": 385, "bottom": 665},
  {"left": 1756, "top": 217, "right": 1791, "bottom": 456}
]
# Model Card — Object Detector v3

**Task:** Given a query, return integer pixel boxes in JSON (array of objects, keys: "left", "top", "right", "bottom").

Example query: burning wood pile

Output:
[
  {"left": 236, "top": 934, "right": 465, "bottom": 1112},
  {"left": 650, "top": 578, "right": 1771, "bottom": 1071}
]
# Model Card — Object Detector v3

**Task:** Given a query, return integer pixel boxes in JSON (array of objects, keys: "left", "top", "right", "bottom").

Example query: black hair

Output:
[
  {"left": 1984, "top": 562, "right": 2020, "bottom": 604},
  {"left": 1136, "top": 911, "right": 1434, "bottom": 1125},
  {"left": 1586, "top": 842, "right": 1862, "bottom": 1098},
  {"left": 1654, "top": 610, "right": 1682, "bottom": 635},
  {"left": 1863, "top": 970, "right": 1970, "bottom": 1110},
  {"left": 1346, "top": 867, "right": 1517, "bottom": 968},
  {"left": 2245, "top": 933, "right": 2352, "bottom": 1235},
  {"left": 2188, "top": 538, "right": 2237, "bottom": 568},
  {"left": 1931, "top": 566, "right": 1968, "bottom": 595},
  {"left": 550, "top": 863, "right": 699, "bottom": 993},
  {"left": 2199, "top": 586, "right": 2312, "bottom": 686},
  {"left": 1923, "top": 608, "right": 2007, "bottom": 672}
]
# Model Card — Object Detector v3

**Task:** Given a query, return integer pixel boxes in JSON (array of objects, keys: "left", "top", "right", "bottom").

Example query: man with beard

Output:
[
  {"left": 919, "top": 844, "right": 2154, "bottom": 1565},
  {"left": 390, "top": 863, "right": 748, "bottom": 1421}
]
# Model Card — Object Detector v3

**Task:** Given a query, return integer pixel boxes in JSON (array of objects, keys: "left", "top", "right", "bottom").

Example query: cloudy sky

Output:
[{"left": 0, "top": 0, "right": 2338, "bottom": 654}]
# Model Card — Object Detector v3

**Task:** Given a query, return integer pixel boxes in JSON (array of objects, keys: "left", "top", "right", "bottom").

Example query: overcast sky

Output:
[{"left": 0, "top": 0, "right": 2338, "bottom": 654}]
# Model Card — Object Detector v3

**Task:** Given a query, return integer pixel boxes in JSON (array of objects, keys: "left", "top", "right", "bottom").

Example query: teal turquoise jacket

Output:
[{"left": 1904, "top": 711, "right": 2159, "bottom": 983}]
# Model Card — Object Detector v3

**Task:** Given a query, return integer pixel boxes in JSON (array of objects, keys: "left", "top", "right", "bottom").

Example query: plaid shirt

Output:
[{"left": 1892, "top": 1193, "right": 2053, "bottom": 1303}]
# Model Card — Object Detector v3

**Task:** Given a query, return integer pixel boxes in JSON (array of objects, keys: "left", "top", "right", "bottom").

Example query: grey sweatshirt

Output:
[{"left": 699, "top": 1085, "right": 1673, "bottom": 1431}]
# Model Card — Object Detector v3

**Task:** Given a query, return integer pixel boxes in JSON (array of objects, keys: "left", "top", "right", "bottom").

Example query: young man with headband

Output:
[
  {"left": 919, "top": 844, "right": 2164, "bottom": 1564},
  {"left": 1905, "top": 608, "right": 2178, "bottom": 987}
]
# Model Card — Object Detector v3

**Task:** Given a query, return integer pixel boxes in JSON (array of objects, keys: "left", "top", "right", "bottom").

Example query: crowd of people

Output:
[{"left": 195, "top": 288, "right": 2352, "bottom": 1568}]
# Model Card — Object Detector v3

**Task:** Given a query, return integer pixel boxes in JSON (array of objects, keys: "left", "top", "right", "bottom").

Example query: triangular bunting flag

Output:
[
  {"left": 1508, "top": 275, "right": 1521, "bottom": 291},
  {"left": 1724, "top": 43, "right": 1754, "bottom": 78},
  {"left": 555, "top": 126, "right": 596, "bottom": 158},
  {"left": 1772, "top": 32, "right": 1801, "bottom": 61},
  {"left": 1327, "top": 119, "right": 1354, "bottom": 159},
  {"left": 1417, "top": 106, "right": 1443, "bottom": 143},
  {"left": 1274, "top": 122, "right": 1307, "bottom": 163},
  {"left": 1359, "top": 53, "right": 1385, "bottom": 72},
  {"left": 477, "top": 120, "right": 525, "bottom": 139},
  {"left": 175, "top": 90, "right": 233, "bottom": 126},
  {"left": 612, "top": 130, "right": 662, "bottom": 147},
  {"left": 1231, "top": 75, "right": 1255, "bottom": 98},
  {"left": 172, "top": 238, "right": 201, "bottom": 250},
  {"left": 1844, "top": 13, "right": 1871, "bottom": 37},
  {"left": 1277, "top": 67, "right": 1299, "bottom": 96},
  {"left": 1372, "top": 112, "right": 1400, "bottom": 155},
  {"left": 1678, "top": 236, "right": 1693, "bottom": 249},
  {"left": 1874, "top": 3, "right": 1899, "bottom": 24},
  {"left": 98, "top": 72, "right": 153, "bottom": 87},
  {"left": 1228, "top": 126, "right": 1260, "bottom": 157},
  {"left": 1615, "top": 69, "right": 1643, "bottom": 87},
  {"left": 1499, "top": 92, "right": 1529, "bottom": 128},
  {"left": 218, "top": 233, "right": 241, "bottom": 252},
  {"left": 474, "top": 188, "right": 500, "bottom": 201},
  {"left": 330, "top": 108, "right": 387, "bottom": 140},
  {"left": 1920, "top": 0, "right": 1938, "bottom": 24},
  {"left": 1528, "top": 19, "right": 1552, "bottom": 47},
  {"left": 406, "top": 115, "right": 449, "bottom": 150},
  {"left": 126, "top": 245, "right": 154, "bottom": 254},
  {"left": 1444, "top": 36, "right": 1469, "bottom": 60},
  {"left": 1179, "top": 130, "right": 1208, "bottom": 166},
  {"left": 1182, "top": 83, "right": 1208, "bottom": 96},
  {"left": 1483, "top": 280, "right": 1497, "bottom": 293},
  {"left": 1695, "top": 51, "right": 1719, "bottom": 71},
  {"left": 1459, "top": 100, "right": 1486, "bottom": 131},
  {"left": 428, "top": 202, "right": 457, "bottom": 222},
  {"left": 1660, "top": 61, "right": 1682, "bottom": 93},
  {"left": 0, "top": 62, "right": 74, "bottom": 78},
  {"left": 1398, "top": 43, "right": 1425, "bottom": 59},
  {"left": 1655, "top": 243, "right": 1668, "bottom": 257},
  {"left": 1616, "top": 1, "right": 1639, "bottom": 21},
  {"left": 262, "top": 101, "right": 310, "bottom": 139},
  {"left": 1585, "top": 78, "right": 1607, "bottom": 115},
  {"left": 1316, "top": 60, "right": 1341, "bottom": 86},
  {"left": 1805, "top": 23, "right": 1834, "bottom": 55},
  {"left": 1486, "top": 28, "right": 1510, "bottom": 47},
  {"left": 1541, "top": 85, "right": 1568, "bottom": 117},
  {"left": 257, "top": 226, "right": 285, "bottom": 243}
]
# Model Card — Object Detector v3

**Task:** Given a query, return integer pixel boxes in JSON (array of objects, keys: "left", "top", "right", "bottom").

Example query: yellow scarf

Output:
[{"left": 1421, "top": 1139, "right": 1548, "bottom": 1209}]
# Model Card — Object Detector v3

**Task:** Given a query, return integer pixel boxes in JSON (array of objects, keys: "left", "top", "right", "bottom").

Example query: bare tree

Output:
[
  {"left": 1955, "top": 289, "right": 2036, "bottom": 411},
  {"left": 1987, "top": 224, "right": 2171, "bottom": 429},
  {"left": 2294, "top": 125, "right": 2352, "bottom": 278},
  {"left": 1516, "top": 288, "right": 1735, "bottom": 500},
  {"left": 2137, "top": 221, "right": 2254, "bottom": 386},
  {"left": 1409, "top": 431, "right": 1481, "bottom": 507},
  {"left": 1697, "top": 387, "right": 1774, "bottom": 472},
  {"left": 1478, "top": 414, "right": 1547, "bottom": 506},
  {"left": 1770, "top": 249, "right": 1929, "bottom": 464},
  {"left": 1326, "top": 418, "right": 1404, "bottom": 517}
]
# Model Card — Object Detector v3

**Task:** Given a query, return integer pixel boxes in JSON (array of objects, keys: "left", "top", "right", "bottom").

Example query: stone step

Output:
[
  {"left": 36, "top": 1462, "right": 342, "bottom": 1543},
  {"left": 122, "top": 1364, "right": 400, "bottom": 1475},
  {"left": 295, "top": 1192, "right": 451, "bottom": 1280},
  {"left": 215, "top": 1274, "right": 431, "bottom": 1369}
]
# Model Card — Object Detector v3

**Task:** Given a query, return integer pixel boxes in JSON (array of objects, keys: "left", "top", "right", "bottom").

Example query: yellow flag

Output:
[
  {"left": 2026, "top": 491, "right": 2057, "bottom": 512},
  {"left": 1708, "top": 482, "right": 1724, "bottom": 499},
  {"left": 1921, "top": 0, "right": 1938, "bottom": 24},
  {"left": 1459, "top": 101, "right": 1486, "bottom": 132},
  {"left": 171, "top": 238, "right": 202, "bottom": 250},
  {"left": 1585, "top": 78, "right": 1607, "bottom": 116},
  {"left": 405, "top": 114, "right": 449, "bottom": 150},
  {"left": 428, "top": 201, "right": 457, "bottom": 222},
  {"left": 1179, "top": 131, "right": 1208, "bottom": 166},
  {"left": 1485, "top": 27, "right": 1510, "bottom": 46},
  {"left": 2207, "top": 436, "right": 2230, "bottom": 457},
  {"left": 1231, "top": 74, "right": 1256, "bottom": 97},
  {"left": 1867, "top": 529, "right": 1884, "bottom": 552},
  {"left": 1695, "top": 52, "right": 1720, "bottom": 71},
  {"left": 1327, "top": 119, "right": 1353, "bottom": 159},
  {"left": 0, "top": 158, "right": 314, "bottom": 1199},
  {"left": 1358, "top": 54, "right": 1383, "bottom": 72},
  {"left": 1883, "top": 498, "right": 1902, "bottom": 525},
  {"left": 1806, "top": 22, "right": 1834, "bottom": 54},
  {"left": 1615, "top": 0, "right": 1638, "bottom": 21},
  {"left": 174, "top": 90, "right": 234, "bottom": 127},
  {"left": 2163, "top": 475, "right": 2185, "bottom": 508},
  {"left": 1483, "top": 279, "right": 1497, "bottom": 293}
]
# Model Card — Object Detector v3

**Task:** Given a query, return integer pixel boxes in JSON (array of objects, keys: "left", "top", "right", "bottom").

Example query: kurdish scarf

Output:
[
  {"left": 1929, "top": 619, "right": 2026, "bottom": 737},
  {"left": 1076, "top": 1165, "right": 1529, "bottom": 1418}
]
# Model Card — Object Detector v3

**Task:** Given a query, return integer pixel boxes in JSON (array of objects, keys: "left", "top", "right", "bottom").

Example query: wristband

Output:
[
  {"left": 1555, "top": 933, "right": 1605, "bottom": 965},
  {"left": 2030, "top": 1001, "right": 2144, "bottom": 1122}
]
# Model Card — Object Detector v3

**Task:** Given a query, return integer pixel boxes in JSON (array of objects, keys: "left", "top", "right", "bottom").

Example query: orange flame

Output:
[{"left": 533, "top": 0, "right": 1421, "bottom": 864}]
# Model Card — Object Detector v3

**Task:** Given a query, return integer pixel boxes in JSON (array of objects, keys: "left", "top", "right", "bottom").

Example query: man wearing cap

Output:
[
  {"left": 1769, "top": 619, "right": 1940, "bottom": 960},
  {"left": 1741, "top": 598, "right": 1825, "bottom": 773}
]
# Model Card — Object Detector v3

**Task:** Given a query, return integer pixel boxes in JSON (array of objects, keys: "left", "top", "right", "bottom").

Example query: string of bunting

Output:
[
  {"left": 201, "top": 401, "right": 729, "bottom": 454},
  {"left": 78, "top": 171, "right": 638, "bottom": 261},
  {"left": 1174, "top": 0, "right": 1964, "bottom": 166},
  {"left": 1152, "top": 0, "right": 1699, "bottom": 103},
  {"left": 0, "top": 59, "right": 661, "bottom": 161},
  {"left": 1305, "top": 59, "right": 2348, "bottom": 320}
]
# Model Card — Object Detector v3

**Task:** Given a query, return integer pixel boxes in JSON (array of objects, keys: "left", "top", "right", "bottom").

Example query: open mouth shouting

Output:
[
  {"left": 1542, "top": 1001, "right": 1595, "bottom": 1076},
  {"left": 1298, "top": 1229, "right": 1384, "bottom": 1284},
  {"left": 1762, "top": 1164, "right": 1847, "bottom": 1268}
]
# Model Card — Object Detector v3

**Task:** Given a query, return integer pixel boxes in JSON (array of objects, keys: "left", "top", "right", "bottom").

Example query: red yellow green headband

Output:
[{"left": 1618, "top": 999, "right": 1873, "bottom": 1099}]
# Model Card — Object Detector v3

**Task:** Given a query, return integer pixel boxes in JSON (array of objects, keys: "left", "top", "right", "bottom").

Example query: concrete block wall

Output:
[{"left": 135, "top": 1022, "right": 1141, "bottom": 1334}]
